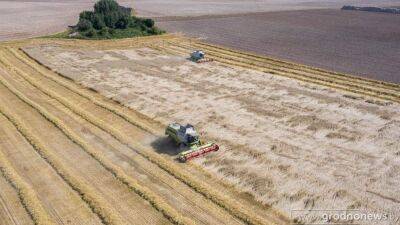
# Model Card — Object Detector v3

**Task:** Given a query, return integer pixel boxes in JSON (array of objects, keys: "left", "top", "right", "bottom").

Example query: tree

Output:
[
  {"left": 142, "top": 18, "right": 154, "bottom": 28},
  {"left": 92, "top": 14, "right": 105, "bottom": 29},
  {"left": 77, "top": 19, "right": 93, "bottom": 31},
  {"left": 85, "top": 28, "right": 96, "bottom": 37},
  {"left": 115, "top": 16, "right": 130, "bottom": 29},
  {"left": 73, "top": 0, "right": 164, "bottom": 39},
  {"left": 79, "top": 11, "right": 94, "bottom": 21},
  {"left": 103, "top": 11, "right": 120, "bottom": 28},
  {"left": 94, "top": 0, "right": 119, "bottom": 14}
]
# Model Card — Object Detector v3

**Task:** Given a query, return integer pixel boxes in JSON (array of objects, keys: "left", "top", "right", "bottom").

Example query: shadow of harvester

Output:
[{"left": 150, "top": 136, "right": 181, "bottom": 157}]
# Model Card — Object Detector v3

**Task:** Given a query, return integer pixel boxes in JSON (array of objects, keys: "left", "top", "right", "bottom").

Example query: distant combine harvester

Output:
[{"left": 342, "top": 5, "right": 400, "bottom": 14}]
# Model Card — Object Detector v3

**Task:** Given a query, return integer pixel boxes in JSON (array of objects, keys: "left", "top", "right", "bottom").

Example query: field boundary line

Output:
[
  {"left": 160, "top": 43, "right": 399, "bottom": 103},
  {"left": 3, "top": 48, "right": 275, "bottom": 225},
  {"left": 0, "top": 146, "right": 54, "bottom": 225},
  {"left": 0, "top": 53, "right": 196, "bottom": 225}
]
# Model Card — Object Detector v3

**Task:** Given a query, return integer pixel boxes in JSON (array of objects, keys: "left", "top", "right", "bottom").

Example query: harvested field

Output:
[
  {"left": 0, "top": 36, "right": 290, "bottom": 225},
  {"left": 1, "top": 0, "right": 398, "bottom": 41},
  {"left": 157, "top": 9, "right": 400, "bottom": 83},
  {"left": 2, "top": 1, "right": 399, "bottom": 84},
  {"left": 14, "top": 35, "right": 400, "bottom": 225}
]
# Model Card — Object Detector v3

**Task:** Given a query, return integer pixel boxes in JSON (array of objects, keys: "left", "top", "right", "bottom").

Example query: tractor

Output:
[{"left": 165, "top": 123, "right": 219, "bottom": 162}]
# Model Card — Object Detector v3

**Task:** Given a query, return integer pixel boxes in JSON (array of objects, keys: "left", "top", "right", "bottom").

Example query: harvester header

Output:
[{"left": 165, "top": 123, "right": 219, "bottom": 162}]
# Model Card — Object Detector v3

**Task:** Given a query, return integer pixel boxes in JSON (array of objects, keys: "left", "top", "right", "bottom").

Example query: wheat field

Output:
[{"left": 1, "top": 34, "right": 399, "bottom": 225}]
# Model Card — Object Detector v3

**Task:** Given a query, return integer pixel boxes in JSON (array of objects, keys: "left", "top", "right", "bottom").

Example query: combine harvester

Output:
[
  {"left": 190, "top": 50, "right": 213, "bottom": 63},
  {"left": 165, "top": 123, "right": 219, "bottom": 162}
]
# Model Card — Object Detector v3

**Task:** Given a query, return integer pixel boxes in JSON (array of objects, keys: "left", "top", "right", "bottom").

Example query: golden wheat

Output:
[
  {"left": 0, "top": 146, "right": 55, "bottom": 225},
  {"left": 9, "top": 47, "right": 160, "bottom": 135},
  {"left": 178, "top": 40, "right": 400, "bottom": 93},
  {"left": 187, "top": 39, "right": 400, "bottom": 90},
  {"left": 1, "top": 48, "right": 273, "bottom": 225},
  {"left": 168, "top": 41, "right": 395, "bottom": 95},
  {"left": 0, "top": 52, "right": 196, "bottom": 225},
  {"left": 0, "top": 76, "right": 127, "bottom": 225},
  {"left": 158, "top": 43, "right": 399, "bottom": 103}
]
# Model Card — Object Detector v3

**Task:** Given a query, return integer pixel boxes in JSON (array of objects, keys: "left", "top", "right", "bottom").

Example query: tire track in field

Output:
[
  {"left": 0, "top": 141, "right": 54, "bottom": 225},
  {"left": 162, "top": 42, "right": 399, "bottom": 103},
  {"left": 1, "top": 48, "right": 275, "bottom": 225},
  {"left": 9, "top": 47, "right": 290, "bottom": 225},
  {"left": 0, "top": 53, "right": 195, "bottom": 225}
]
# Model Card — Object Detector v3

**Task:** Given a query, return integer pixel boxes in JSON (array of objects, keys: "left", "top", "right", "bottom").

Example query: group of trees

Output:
[{"left": 74, "top": 0, "right": 164, "bottom": 39}]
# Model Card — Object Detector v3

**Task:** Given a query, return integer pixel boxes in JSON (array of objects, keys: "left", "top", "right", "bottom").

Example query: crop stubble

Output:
[
  {"left": 20, "top": 35, "right": 400, "bottom": 225},
  {"left": 0, "top": 36, "right": 289, "bottom": 225}
]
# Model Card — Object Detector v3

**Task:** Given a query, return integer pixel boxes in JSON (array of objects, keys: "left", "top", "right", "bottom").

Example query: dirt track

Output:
[
  {"left": 0, "top": 36, "right": 289, "bottom": 225},
  {"left": 13, "top": 35, "right": 400, "bottom": 225}
]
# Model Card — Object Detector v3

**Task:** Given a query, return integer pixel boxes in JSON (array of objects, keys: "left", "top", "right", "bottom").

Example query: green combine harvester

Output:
[
  {"left": 190, "top": 50, "right": 213, "bottom": 63},
  {"left": 165, "top": 123, "right": 219, "bottom": 162}
]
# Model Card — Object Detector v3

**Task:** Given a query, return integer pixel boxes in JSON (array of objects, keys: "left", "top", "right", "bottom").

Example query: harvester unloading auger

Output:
[{"left": 165, "top": 123, "right": 219, "bottom": 162}]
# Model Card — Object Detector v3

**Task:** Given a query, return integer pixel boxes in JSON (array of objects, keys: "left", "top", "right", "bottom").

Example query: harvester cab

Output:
[
  {"left": 165, "top": 123, "right": 219, "bottom": 162},
  {"left": 190, "top": 50, "right": 213, "bottom": 63}
]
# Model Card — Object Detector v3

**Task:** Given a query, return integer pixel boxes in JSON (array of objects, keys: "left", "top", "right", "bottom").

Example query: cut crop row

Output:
[
  {"left": 10, "top": 47, "right": 161, "bottom": 136},
  {"left": 168, "top": 42, "right": 400, "bottom": 99},
  {"left": 0, "top": 68, "right": 128, "bottom": 225},
  {"left": 188, "top": 39, "right": 400, "bottom": 90},
  {"left": 9, "top": 47, "right": 246, "bottom": 225},
  {"left": 0, "top": 145, "right": 54, "bottom": 225},
  {"left": 160, "top": 43, "right": 399, "bottom": 103},
  {"left": 182, "top": 41, "right": 400, "bottom": 95},
  {"left": 0, "top": 52, "right": 195, "bottom": 225},
  {"left": 3, "top": 47, "right": 274, "bottom": 225}
]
